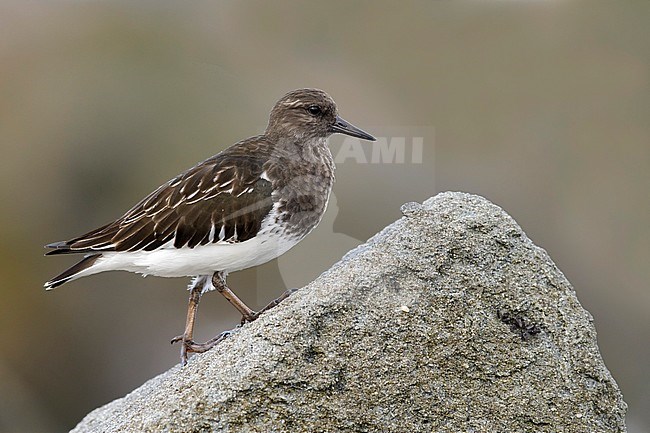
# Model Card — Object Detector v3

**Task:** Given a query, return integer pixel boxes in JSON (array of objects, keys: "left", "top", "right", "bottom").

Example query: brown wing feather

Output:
[{"left": 46, "top": 137, "right": 275, "bottom": 255}]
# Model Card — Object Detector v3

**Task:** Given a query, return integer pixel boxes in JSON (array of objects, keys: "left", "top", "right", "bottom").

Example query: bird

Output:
[{"left": 44, "top": 88, "right": 376, "bottom": 365}]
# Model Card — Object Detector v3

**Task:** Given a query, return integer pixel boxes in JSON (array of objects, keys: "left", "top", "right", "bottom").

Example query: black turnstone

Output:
[{"left": 45, "top": 88, "right": 376, "bottom": 364}]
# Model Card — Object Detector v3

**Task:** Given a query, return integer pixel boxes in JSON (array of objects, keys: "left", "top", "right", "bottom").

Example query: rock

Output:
[{"left": 71, "top": 192, "right": 627, "bottom": 433}]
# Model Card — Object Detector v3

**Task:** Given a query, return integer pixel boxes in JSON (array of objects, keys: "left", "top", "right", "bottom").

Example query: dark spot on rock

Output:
[
  {"left": 303, "top": 344, "right": 320, "bottom": 363},
  {"left": 497, "top": 308, "right": 542, "bottom": 341}
]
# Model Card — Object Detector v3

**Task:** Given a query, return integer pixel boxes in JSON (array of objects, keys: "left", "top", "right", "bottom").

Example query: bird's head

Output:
[{"left": 266, "top": 88, "right": 375, "bottom": 143}]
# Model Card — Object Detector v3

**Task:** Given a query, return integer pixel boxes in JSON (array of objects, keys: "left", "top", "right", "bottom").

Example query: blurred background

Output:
[{"left": 0, "top": 1, "right": 648, "bottom": 432}]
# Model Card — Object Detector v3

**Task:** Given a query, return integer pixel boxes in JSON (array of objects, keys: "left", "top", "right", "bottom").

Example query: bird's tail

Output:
[{"left": 44, "top": 254, "right": 102, "bottom": 290}]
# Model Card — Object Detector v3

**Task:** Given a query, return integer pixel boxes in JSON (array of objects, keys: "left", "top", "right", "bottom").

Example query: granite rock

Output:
[{"left": 71, "top": 192, "right": 627, "bottom": 433}]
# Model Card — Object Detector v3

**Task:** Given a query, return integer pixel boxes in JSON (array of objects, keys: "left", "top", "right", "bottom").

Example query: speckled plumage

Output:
[
  {"left": 44, "top": 88, "right": 375, "bottom": 365},
  {"left": 45, "top": 88, "right": 374, "bottom": 290}
]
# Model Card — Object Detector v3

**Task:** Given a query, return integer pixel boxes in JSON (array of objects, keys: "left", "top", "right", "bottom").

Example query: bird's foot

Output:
[
  {"left": 172, "top": 288, "right": 300, "bottom": 364},
  {"left": 238, "top": 288, "right": 300, "bottom": 324},
  {"left": 171, "top": 330, "right": 233, "bottom": 366}
]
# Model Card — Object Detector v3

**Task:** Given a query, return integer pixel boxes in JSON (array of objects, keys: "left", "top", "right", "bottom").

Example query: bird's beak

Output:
[{"left": 331, "top": 116, "right": 376, "bottom": 141}]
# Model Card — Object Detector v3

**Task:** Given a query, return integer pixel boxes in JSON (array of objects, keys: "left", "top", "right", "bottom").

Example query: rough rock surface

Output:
[{"left": 71, "top": 192, "right": 627, "bottom": 433}]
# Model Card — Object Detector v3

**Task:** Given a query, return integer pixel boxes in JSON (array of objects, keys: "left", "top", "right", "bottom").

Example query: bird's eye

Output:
[{"left": 307, "top": 105, "right": 322, "bottom": 116}]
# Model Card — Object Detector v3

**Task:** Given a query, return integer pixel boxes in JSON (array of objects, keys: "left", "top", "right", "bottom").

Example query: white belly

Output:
[{"left": 89, "top": 230, "right": 300, "bottom": 278}]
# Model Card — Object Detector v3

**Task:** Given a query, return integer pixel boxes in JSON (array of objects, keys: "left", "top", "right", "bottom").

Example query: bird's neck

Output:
[
  {"left": 268, "top": 136, "right": 331, "bottom": 164},
  {"left": 265, "top": 136, "right": 335, "bottom": 184}
]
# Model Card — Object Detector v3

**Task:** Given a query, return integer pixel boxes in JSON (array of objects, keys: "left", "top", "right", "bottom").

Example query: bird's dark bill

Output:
[{"left": 331, "top": 116, "right": 376, "bottom": 141}]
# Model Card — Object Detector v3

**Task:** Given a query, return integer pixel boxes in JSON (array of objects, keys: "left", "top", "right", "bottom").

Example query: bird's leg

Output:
[
  {"left": 212, "top": 269, "right": 300, "bottom": 323},
  {"left": 173, "top": 273, "right": 298, "bottom": 365},
  {"left": 170, "top": 283, "right": 202, "bottom": 365},
  {"left": 171, "top": 278, "right": 233, "bottom": 365},
  {"left": 211, "top": 271, "right": 257, "bottom": 323}
]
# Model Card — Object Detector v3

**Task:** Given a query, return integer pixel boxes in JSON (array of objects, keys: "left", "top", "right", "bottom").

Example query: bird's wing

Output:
[{"left": 46, "top": 142, "right": 275, "bottom": 254}]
